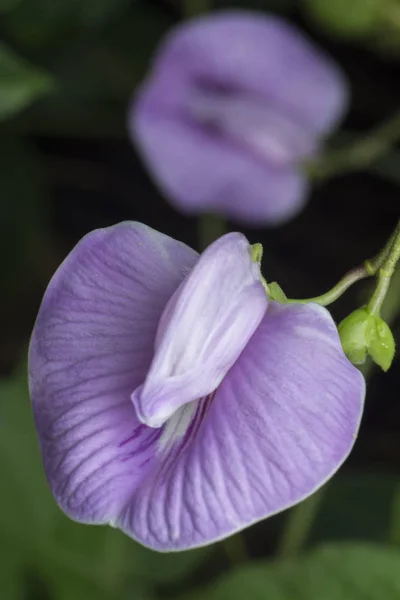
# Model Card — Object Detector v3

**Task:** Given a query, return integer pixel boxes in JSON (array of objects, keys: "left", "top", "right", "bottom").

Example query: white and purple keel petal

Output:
[{"left": 131, "top": 232, "right": 267, "bottom": 427}]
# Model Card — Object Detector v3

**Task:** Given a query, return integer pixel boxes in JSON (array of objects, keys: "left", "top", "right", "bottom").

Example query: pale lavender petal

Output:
[
  {"left": 189, "top": 91, "right": 318, "bottom": 166},
  {"left": 131, "top": 11, "right": 347, "bottom": 223},
  {"left": 133, "top": 115, "right": 308, "bottom": 224},
  {"left": 132, "top": 233, "right": 267, "bottom": 428},
  {"left": 141, "top": 11, "right": 348, "bottom": 133},
  {"left": 119, "top": 302, "right": 365, "bottom": 550},
  {"left": 28, "top": 222, "right": 198, "bottom": 524}
]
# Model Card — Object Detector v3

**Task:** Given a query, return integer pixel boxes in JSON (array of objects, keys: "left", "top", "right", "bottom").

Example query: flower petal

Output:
[
  {"left": 29, "top": 222, "right": 198, "bottom": 524},
  {"left": 133, "top": 114, "right": 308, "bottom": 224},
  {"left": 131, "top": 11, "right": 344, "bottom": 224},
  {"left": 140, "top": 11, "right": 348, "bottom": 133},
  {"left": 132, "top": 233, "right": 268, "bottom": 427},
  {"left": 119, "top": 302, "right": 365, "bottom": 550},
  {"left": 189, "top": 90, "right": 318, "bottom": 167}
]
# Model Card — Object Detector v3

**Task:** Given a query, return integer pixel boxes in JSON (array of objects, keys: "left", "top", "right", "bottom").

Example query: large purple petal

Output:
[
  {"left": 29, "top": 222, "right": 198, "bottom": 524},
  {"left": 133, "top": 114, "right": 308, "bottom": 224},
  {"left": 189, "top": 91, "right": 318, "bottom": 166},
  {"left": 119, "top": 302, "right": 365, "bottom": 550},
  {"left": 132, "top": 233, "right": 267, "bottom": 428},
  {"left": 141, "top": 11, "right": 348, "bottom": 133}
]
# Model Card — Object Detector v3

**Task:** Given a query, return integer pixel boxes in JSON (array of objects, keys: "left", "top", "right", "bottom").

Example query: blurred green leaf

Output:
[
  {"left": 0, "top": 363, "right": 57, "bottom": 536},
  {"left": 5, "top": 0, "right": 131, "bottom": 47},
  {"left": 187, "top": 543, "right": 400, "bottom": 600},
  {"left": 6, "top": 0, "right": 174, "bottom": 137},
  {"left": 0, "top": 364, "right": 212, "bottom": 599},
  {"left": 0, "top": 136, "right": 56, "bottom": 299},
  {"left": 102, "top": 1, "right": 174, "bottom": 88},
  {"left": 127, "top": 543, "right": 212, "bottom": 587},
  {"left": 389, "top": 485, "right": 400, "bottom": 548},
  {"left": 303, "top": 0, "right": 380, "bottom": 38},
  {"left": 0, "top": 547, "right": 22, "bottom": 599},
  {"left": 0, "top": 43, "right": 54, "bottom": 119},
  {"left": 0, "top": 0, "right": 23, "bottom": 13},
  {"left": 309, "top": 473, "right": 399, "bottom": 544}
]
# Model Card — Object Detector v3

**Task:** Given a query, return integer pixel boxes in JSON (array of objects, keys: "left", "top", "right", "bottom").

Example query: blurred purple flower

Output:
[
  {"left": 130, "top": 11, "right": 348, "bottom": 225},
  {"left": 29, "top": 222, "right": 364, "bottom": 551}
]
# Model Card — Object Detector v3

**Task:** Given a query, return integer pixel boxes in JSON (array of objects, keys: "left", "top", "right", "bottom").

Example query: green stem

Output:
[
  {"left": 364, "top": 227, "right": 398, "bottom": 276},
  {"left": 197, "top": 213, "right": 227, "bottom": 250},
  {"left": 307, "top": 109, "right": 400, "bottom": 180},
  {"left": 222, "top": 534, "right": 248, "bottom": 566},
  {"left": 102, "top": 530, "right": 127, "bottom": 592},
  {"left": 367, "top": 220, "right": 400, "bottom": 315},
  {"left": 277, "top": 487, "right": 326, "bottom": 558},
  {"left": 287, "top": 220, "right": 400, "bottom": 308},
  {"left": 288, "top": 265, "right": 370, "bottom": 307}
]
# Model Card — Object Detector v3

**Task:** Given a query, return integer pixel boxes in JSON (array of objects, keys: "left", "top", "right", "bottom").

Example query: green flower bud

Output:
[
  {"left": 365, "top": 315, "right": 395, "bottom": 372},
  {"left": 338, "top": 308, "right": 395, "bottom": 371},
  {"left": 338, "top": 308, "right": 370, "bottom": 365}
]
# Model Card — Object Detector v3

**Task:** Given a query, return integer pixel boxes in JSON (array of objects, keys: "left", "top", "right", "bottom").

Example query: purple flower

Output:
[
  {"left": 131, "top": 11, "right": 348, "bottom": 225},
  {"left": 29, "top": 222, "right": 364, "bottom": 551}
]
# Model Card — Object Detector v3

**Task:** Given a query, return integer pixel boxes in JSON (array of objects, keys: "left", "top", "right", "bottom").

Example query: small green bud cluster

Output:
[{"left": 339, "top": 307, "right": 395, "bottom": 372}]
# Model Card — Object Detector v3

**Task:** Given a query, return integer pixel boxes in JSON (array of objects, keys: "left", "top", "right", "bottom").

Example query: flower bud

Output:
[
  {"left": 338, "top": 308, "right": 370, "bottom": 365},
  {"left": 338, "top": 308, "right": 395, "bottom": 371},
  {"left": 365, "top": 315, "right": 395, "bottom": 372}
]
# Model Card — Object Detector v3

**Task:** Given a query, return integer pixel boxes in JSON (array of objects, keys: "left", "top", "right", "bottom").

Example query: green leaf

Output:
[
  {"left": 187, "top": 543, "right": 400, "bottom": 600},
  {"left": 5, "top": 0, "right": 131, "bottom": 47},
  {"left": 0, "top": 362, "right": 57, "bottom": 536},
  {"left": 0, "top": 364, "right": 212, "bottom": 599},
  {"left": 6, "top": 0, "right": 174, "bottom": 137},
  {"left": 303, "top": 0, "right": 380, "bottom": 38},
  {"left": 309, "top": 473, "right": 399, "bottom": 544},
  {"left": 127, "top": 544, "right": 213, "bottom": 587},
  {"left": 0, "top": 0, "right": 23, "bottom": 14},
  {"left": 0, "top": 43, "right": 53, "bottom": 119},
  {"left": 0, "top": 135, "right": 58, "bottom": 321},
  {"left": 0, "top": 546, "right": 22, "bottom": 600}
]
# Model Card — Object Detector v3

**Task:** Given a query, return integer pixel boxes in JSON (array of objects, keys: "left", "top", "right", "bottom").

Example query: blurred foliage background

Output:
[{"left": 1, "top": 0, "right": 400, "bottom": 598}]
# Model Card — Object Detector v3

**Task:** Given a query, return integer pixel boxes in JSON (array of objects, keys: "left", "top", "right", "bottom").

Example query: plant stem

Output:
[
  {"left": 197, "top": 213, "right": 227, "bottom": 250},
  {"left": 288, "top": 220, "right": 400, "bottom": 308},
  {"left": 307, "top": 109, "right": 400, "bottom": 180},
  {"left": 288, "top": 265, "right": 371, "bottom": 307},
  {"left": 222, "top": 534, "right": 248, "bottom": 566},
  {"left": 277, "top": 488, "right": 326, "bottom": 559},
  {"left": 367, "top": 220, "right": 400, "bottom": 315}
]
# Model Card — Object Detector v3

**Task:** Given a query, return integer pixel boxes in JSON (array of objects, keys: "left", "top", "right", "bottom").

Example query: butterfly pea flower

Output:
[
  {"left": 131, "top": 11, "right": 348, "bottom": 225},
  {"left": 29, "top": 222, "right": 364, "bottom": 551}
]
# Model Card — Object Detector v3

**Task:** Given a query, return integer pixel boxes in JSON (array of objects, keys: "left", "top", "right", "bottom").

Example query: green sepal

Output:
[
  {"left": 268, "top": 282, "right": 288, "bottom": 303},
  {"left": 365, "top": 315, "right": 395, "bottom": 372},
  {"left": 338, "top": 307, "right": 395, "bottom": 371}
]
